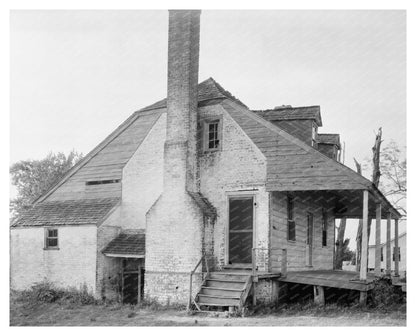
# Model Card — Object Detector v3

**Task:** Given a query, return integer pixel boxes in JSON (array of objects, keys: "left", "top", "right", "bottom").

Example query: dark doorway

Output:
[
  {"left": 123, "top": 273, "right": 138, "bottom": 304},
  {"left": 121, "top": 258, "right": 144, "bottom": 305},
  {"left": 228, "top": 196, "right": 254, "bottom": 264}
]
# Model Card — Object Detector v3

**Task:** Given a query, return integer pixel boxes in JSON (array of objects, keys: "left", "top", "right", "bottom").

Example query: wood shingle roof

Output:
[
  {"left": 102, "top": 229, "right": 145, "bottom": 256},
  {"left": 253, "top": 106, "right": 323, "bottom": 126},
  {"left": 12, "top": 198, "right": 120, "bottom": 227}
]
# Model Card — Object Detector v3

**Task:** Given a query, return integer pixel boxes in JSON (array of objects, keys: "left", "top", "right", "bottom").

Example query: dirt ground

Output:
[{"left": 10, "top": 300, "right": 406, "bottom": 326}]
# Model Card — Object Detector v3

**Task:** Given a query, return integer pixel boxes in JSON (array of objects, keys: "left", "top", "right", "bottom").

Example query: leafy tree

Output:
[{"left": 10, "top": 150, "right": 83, "bottom": 219}]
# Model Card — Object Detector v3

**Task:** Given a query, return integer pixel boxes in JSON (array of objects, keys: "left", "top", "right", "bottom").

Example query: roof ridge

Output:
[{"left": 253, "top": 105, "right": 320, "bottom": 112}]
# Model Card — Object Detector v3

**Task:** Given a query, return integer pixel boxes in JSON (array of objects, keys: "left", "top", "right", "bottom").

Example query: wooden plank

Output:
[
  {"left": 313, "top": 286, "right": 325, "bottom": 305},
  {"left": 360, "top": 190, "right": 369, "bottom": 281}
]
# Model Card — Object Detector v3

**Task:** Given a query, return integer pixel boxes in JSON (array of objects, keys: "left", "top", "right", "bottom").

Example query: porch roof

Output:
[
  {"left": 286, "top": 189, "right": 400, "bottom": 219},
  {"left": 102, "top": 229, "right": 145, "bottom": 257}
]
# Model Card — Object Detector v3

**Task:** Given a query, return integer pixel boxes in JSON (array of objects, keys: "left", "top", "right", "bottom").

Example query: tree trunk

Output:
[{"left": 335, "top": 217, "right": 347, "bottom": 269}]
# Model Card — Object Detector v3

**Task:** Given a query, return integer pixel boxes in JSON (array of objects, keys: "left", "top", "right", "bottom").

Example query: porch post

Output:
[
  {"left": 394, "top": 218, "right": 399, "bottom": 276},
  {"left": 360, "top": 190, "right": 369, "bottom": 281},
  {"left": 375, "top": 203, "right": 382, "bottom": 276},
  {"left": 386, "top": 212, "right": 392, "bottom": 276}
]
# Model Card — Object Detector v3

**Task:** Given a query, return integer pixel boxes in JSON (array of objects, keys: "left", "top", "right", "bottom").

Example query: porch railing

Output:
[{"left": 187, "top": 253, "right": 210, "bottom": 312}]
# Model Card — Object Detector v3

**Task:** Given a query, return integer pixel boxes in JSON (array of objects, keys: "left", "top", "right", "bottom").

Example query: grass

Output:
[{"left": 10, "top": 292, "right": 406, "bottom": 326}]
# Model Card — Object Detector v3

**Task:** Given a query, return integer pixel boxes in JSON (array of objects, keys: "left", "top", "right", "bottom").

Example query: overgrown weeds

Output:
[
  {"left": 368, "top": 277, "right": 405, "bottom": 310},
  {"left": 13, "top": 281, "right": 97, "bottom": 307}
]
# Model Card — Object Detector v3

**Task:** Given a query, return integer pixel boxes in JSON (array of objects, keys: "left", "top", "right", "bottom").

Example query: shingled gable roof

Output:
[
  {"left": 36, "top": 78, "right": 243, "bottom": 204},
  {"left": 12, "top": 198, "right": 120, "bottom": 227},
  {"left": 220, "top": 100, "right": 370, "bottom": 190},
  {"left": 140, "top": 77, "right": 248, "bottom": 111},
  {"left": 317, "top": 133, "right": 341, "bottom": 147}
]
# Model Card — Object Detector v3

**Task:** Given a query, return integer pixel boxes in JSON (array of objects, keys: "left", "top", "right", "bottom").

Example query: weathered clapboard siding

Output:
[
  {"left": 46, "top": 110, "right": 162, "bottom": 201},
  {"left": 269, "top": 191, "right": 335, "bottom": 272},
  {"left": 221, "top": 99, "right": 372, "bottom": 192}
]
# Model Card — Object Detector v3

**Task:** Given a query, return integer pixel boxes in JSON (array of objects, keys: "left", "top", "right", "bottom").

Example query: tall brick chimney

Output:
[
  {"left": 145, "top": 10, "right": 205, "bottom": 304},
  {"left": 164, "top": 10, "right": 200, "bottom": 194}
]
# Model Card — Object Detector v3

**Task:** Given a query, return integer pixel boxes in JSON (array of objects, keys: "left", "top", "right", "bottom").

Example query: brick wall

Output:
[
  {"left": 145, "top": 192, "right": 204, "bottom": 304},
  {"left": 198, "top": 104, "right": 269, "bottom": 270},
  {"left": 120, "top": 113, "right": 166, "bottom": 230},
  {"left": 96, "top": 207, "right": 122, "bottom": 300},
  {"left": 10, "top": 225, "right": 97, "bottom": 293},
  {"left": 270, "top": 191, "right": 335, "bottom": 272}
]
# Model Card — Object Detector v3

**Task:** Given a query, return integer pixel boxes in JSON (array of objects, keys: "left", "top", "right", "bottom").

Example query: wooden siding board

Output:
[{"left": 42, "top": 111, "right": 162, "bottom": 202}]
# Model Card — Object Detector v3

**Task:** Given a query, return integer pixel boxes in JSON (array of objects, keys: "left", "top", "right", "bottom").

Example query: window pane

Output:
[
  {"left": 206, "top": 120, "right": 220, "bottom": 150},
  {"left": 48, "top": 229, "right": 58, "bottom": 238},
  {"left": 288, "top": 220, "right": 296, "bottom": 241},
  {"left": 47, "top": 238, "right": 58, "bottom": 247}
]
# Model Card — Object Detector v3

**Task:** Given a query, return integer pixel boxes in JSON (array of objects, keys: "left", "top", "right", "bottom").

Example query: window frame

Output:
[
  {"left": 322, "top": 209, "right": 328, "bottom": 247},
  {"left": 202, "top": 117, "right": 223, "bottom": 152},
  {"left": 287, "top": 195, "right": 296, "bottom": 242},
  {"left": 44, "top": 228, "right": 59, "bottom": 250}
]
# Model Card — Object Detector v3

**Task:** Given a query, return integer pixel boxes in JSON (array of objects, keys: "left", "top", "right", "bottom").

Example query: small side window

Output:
[
  {"left": 45, "top": 228, "right": 58, "bottom": 249},
  {"left": 322, "top": 209, "right": 328, "bottom": 247},
  {"left": 203, "top": 118, "right": 222, "bottom": 152}
]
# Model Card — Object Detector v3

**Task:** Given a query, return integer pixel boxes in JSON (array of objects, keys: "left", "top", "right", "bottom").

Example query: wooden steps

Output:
[{"left": 191, "top": 265, "right": 253, "bottom": 311}]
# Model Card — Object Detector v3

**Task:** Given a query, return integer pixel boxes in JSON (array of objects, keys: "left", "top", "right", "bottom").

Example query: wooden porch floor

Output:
[{"left": 279, "top": 270, "right": 377, "bottom": 291}]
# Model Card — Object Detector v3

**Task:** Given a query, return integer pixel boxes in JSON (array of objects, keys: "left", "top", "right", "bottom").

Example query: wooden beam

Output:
[
  {"left": 375, "top": 203, "right": 382, "bottom": 276},
  {"left": 359, "top": 291, "right": 367, "bottom": 306},
  {"left": 360, "top": 190, "right": 369, "bottom": 281},
  {"left": 313, "top": 286, "right": 325, "bottom": 306},
  {"left": 386, "top": 212, "right": 392, "bottom": 276},
  {"left": 394, "top": 218, "right": 399, "bottom": 276}
]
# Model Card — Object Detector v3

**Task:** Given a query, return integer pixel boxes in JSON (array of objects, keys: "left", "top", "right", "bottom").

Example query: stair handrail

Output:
[{"left": 187, "top": 252, "right": 209, "bottom": 312}]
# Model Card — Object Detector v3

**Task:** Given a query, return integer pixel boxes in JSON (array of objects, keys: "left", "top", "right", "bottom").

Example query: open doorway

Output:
[{"left": 121, "top": 258, "right": 144, "bottom": 304}]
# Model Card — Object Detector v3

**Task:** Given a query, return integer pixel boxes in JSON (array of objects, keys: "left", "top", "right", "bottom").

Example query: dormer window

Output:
[{"left": 203, "top": 117, "right": 222, "bottom": 152}]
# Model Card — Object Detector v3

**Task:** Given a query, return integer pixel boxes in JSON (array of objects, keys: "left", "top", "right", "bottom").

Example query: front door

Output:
[
  {"left": 228, "top": 196, "right": 254, "bottom": 264},
  {"left": 307, "top": 213, "right": 313, "bottom": 266}
]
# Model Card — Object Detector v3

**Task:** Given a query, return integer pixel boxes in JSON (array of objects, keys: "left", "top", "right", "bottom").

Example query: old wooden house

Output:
[{"left": 10, "top": 10, "right": 401, "bottom": 309}]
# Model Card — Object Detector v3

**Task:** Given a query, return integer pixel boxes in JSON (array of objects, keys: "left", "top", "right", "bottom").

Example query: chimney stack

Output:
[
  {"left": 164, "top": 10, "right": 201, "bottom": 194},
  {"left": 145, "top": 10, "right": 204, "bottom": 305}
]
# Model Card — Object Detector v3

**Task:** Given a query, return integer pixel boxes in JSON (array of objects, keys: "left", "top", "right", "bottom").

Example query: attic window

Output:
[
  {"left": 203, "top": 118, "right": 222, "bottom": 152},
  {"left": 86, "top": 179, "right": 120, "bottom": 186}
]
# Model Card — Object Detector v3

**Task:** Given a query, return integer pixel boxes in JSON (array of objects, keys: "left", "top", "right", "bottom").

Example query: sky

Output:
[{"left": 9, "top": 10, "right": 406, "bottom": 248}]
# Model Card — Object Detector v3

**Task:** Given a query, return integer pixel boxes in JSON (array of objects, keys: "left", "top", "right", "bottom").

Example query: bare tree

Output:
[{"left": 356, "top": 128, "right": 382, "bottom": 271}]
